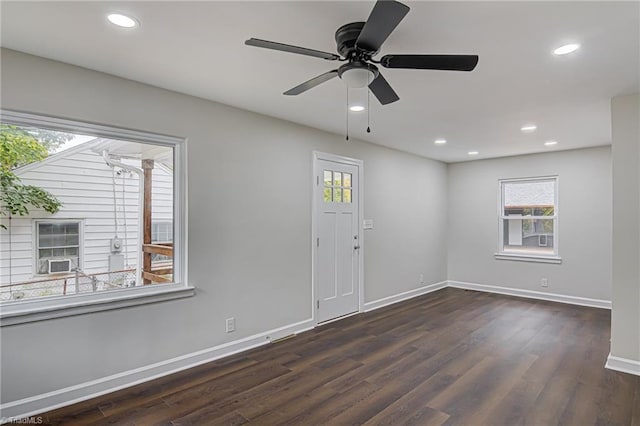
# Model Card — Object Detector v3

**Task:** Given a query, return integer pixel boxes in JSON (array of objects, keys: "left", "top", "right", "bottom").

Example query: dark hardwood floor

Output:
[{"left": 38, "top": 288, "right": 640, "bottom": 425}]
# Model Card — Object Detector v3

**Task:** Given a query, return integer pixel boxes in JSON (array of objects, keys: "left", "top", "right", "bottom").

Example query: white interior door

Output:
[{"left": 315, "top": 157, "right": 360, "bottom": 323}]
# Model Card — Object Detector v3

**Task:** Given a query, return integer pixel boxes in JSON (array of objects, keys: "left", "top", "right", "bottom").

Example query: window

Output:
[
  {"left": 151, "top": 221, "right": 173, "bottom": 263},
  {"left": 36, "top": 220, "right": 82, "bottom": 274},
  {"left": 497, "top": 176, "right": 560, "bottom": 262},
  {"left": 323, "top": 170, "right": 352, "bottom": 203},
  {"left": 152, "top": 222, "right": 173, "bottom": 243},
  {"left": 0, "top": 109, "right": 191, "bottom": 326}
]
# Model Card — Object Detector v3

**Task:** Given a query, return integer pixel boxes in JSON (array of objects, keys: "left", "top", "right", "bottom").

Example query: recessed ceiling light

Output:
[
  {"left": 349, "top": 105, "right": 365, "bottom": 112},
  {"left": 434, "top": 139, "right": 447, "bottom": 145},
  {"left": 553, "top": 43, "right": 580, "bottom": 56},
  {"left": 520, "top": 124, "right": 537, "bottom": 133},
  {"left": 544, "top": 140, "right": 558, "bottom": 146},
  {"left": 107, "top": 13, "right": 138, "bottom": 28},
  {"left": 468, "top": 151, "right": 479, "bottom": 156}
]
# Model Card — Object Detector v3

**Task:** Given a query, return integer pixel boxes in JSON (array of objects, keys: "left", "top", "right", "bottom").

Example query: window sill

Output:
[
  {"left": 494, "top": 253, "right": 562, "bottom": 264},
  {"left": 0, "top": 284, "right": 195, "bottom": 326}
]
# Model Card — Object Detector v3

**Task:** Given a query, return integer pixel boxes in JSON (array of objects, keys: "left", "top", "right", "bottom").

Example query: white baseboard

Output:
[
  {"left": 364, "top": 281, "right": 447, "bottom": 312},
  {"left": 447, "top": 280, "right": 611, "bottom": 309},
  {"left": 605, "top": 353, "right": 640, "bottom": 376},
  {"left": 0, "top": 318, "right": 314, "bottom": 421}
]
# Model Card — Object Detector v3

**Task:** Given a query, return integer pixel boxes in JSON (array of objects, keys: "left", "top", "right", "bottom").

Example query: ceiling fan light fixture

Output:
[{"left": 340, "top": 67, "right": 376, "bottom": 88}]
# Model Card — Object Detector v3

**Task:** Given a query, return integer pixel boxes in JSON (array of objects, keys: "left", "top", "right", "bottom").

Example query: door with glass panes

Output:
[{"left": 316, "top": 158, "right": 360, "bottom": 323}]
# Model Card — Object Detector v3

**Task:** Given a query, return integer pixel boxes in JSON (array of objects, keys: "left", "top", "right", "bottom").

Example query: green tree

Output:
[
  {"left": 1, "top": 125, "right": 63, "bottom": 229},
  {"left": 27, "top": 127, "right": 74, "bottom": 153}
]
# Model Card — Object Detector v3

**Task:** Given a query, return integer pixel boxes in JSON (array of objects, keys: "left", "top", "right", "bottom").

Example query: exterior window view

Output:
[
  {"left": 499, "top": 177, "right": 557, "bottom": 256},
  {"left": 323, "top": 169, "right": 353, "bottom": 203},
  {"left": 0, "top": 124, "right": 174, "bottom": 302}
]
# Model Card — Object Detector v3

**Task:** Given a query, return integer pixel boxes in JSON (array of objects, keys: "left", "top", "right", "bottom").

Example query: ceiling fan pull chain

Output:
[
  {"left": 367, "top": 67, "right": 371, "bottom": 133},
  {"left": 346, "top": 87, "right": 350, "bottom": 141}
]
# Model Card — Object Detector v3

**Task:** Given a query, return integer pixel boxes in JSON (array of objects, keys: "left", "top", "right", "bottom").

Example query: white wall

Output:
[
  {"left": 447, "top": 146, "right": 612, "bottom": 301},
  {"left": 0, "top": 49, "right": 448, "bottom": 405},
  {"left": 610, "top": 93, "right": 640, "bottom": 364}
]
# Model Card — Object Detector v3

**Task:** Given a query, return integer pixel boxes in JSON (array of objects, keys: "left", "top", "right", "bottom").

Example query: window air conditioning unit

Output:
[{"left": 48, "top": 259, "right": 72, "bottom": 274}]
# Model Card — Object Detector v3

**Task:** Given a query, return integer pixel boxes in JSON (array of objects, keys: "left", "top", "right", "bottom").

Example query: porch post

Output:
[{"left": 142, "top": 159, "right": 154, "bottom": 284}]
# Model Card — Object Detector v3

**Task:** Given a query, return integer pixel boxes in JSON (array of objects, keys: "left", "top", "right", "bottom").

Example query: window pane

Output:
[
  {"left": 343, "top": 189, "right": 352, "bottom": 203},
  {"left": 333, "top": 187, "right": 343, "bottom": 203},
  {"left": 323, "top": 188, "right": 332, "bottom": 202},
  {"left": 324, "top": 170, "right": 332, "bottom": 186},
  {"left": 38, "top": 223, "right": 80, "bottom": 248},
  {"left": 343, "top": 173, "right": 352, "bottom": 188},
  {"left": 39, "top": 235, "right": 54, "bottom": 248},
  {"left": 39, "top": 224, "right": 53, "bottom": 235},
  {"left": 2, "top": 122, "right": 180, "bottom": 303},
  {"left": 51, "top": 235, "right": 66, "bottom": 247},
  {"left": 64, "top": 223, "right": 79, "bottom": 234},
  {"left": 505, "top": 207, "right": 554, "bottom": 216},
  {"left": 504, "top": 180, "right": 555, "bottom": 215},
  {"left": 333, "top": 172, "right": 342, "bottom": 187},
  {"left": 503, "top": 218, "right": 554, "bottom": 254},
  {"left": 65, "top": 235, "right": 79, "bottom": 246},
  {"left": 152, "top": 222, "right": 173, "bottom": 243}
]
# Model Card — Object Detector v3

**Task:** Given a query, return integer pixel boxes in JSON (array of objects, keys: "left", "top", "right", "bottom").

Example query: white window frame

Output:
[
  {"left": 495, "top": 175, "right": 562, "bottom": 264},
  {"left": 0, "top": 109, "right": 193, "bottom": 326},
  {"left": 34, "top": 219, "right": 84, "bottom": 275}
]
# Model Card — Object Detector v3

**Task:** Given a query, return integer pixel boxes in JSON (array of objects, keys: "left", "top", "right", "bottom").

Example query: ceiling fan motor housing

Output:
[{"left": 335, "top": 22, "right": 367, "bottom": 57}]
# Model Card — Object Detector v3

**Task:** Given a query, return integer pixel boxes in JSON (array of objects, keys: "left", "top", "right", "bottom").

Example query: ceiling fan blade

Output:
[
  {"left": 356, "top": 0, "right": 410, "bottom": 53},
  {"left": 245, "top": 38, "right": 340, "bottom": 61},
  {"left": 381, "top": 54, "right": 479, "bottom": 71},
  {"left": 368, "top": 72, "right": 399, "bottom": 105},
  {"left": 284, "top": 70, "right": 339, "bottom": 95}
]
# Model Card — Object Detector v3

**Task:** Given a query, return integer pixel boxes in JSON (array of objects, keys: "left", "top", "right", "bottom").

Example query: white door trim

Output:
[{"left": 312, "top": 151, "right": 364, "bottom": 326}]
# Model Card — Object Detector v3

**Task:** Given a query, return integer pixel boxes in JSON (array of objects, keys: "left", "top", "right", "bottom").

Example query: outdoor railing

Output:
[
  {"left": 143, "top": 242, "right": 173, "bottom": 284},
  {"left": 0, "top": 268, "right": 137, "bottom": 302}
]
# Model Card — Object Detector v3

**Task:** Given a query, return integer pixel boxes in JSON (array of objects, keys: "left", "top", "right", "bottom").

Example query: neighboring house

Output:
[
  {"left": 0, "top": 138, "right": 173, "bottom": 299},
  {"left": 503, "top": 179, "right": 555, "bottom": 251}
]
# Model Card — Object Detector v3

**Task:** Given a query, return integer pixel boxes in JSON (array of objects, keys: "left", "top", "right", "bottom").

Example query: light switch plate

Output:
[{"left": 363, "top": 219, "right": 374, "bottom": 230}]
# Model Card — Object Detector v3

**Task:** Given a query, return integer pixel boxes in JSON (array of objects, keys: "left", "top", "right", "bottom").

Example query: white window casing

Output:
[
  {"left": 495, "top": 175, "right": 561, "bottom": 264},
  {"left": 0, "top": 109, "right": 193, "bottom": 326}
]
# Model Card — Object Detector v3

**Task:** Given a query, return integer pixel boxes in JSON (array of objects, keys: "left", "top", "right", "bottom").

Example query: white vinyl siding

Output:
[{"left": 0, "top": 147, "right": 173, "bottom": 285}]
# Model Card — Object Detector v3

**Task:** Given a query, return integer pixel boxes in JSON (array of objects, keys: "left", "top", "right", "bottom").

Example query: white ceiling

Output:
[{"left": 1, "top": 1, "right": 638, "bottom": 163}]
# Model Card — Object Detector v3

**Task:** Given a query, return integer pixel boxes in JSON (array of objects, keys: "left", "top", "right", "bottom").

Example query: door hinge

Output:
[
  {"left": 317, "top": 237, "right": 319, "bottom": 247},
  {"left": 317, "top": 300, "right": 319, "bottom": 309},
  {"left": 317, "top": 176, "right": 320, "bottom": 185}
]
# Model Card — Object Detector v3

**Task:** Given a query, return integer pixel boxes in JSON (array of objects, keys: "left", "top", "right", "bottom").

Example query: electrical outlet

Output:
[
  {"left": 541, "top": 278, "right": 548, "bottom": 288},
  {"left": 419, "top": 273, "right": 425, "bottom": 284},
  {"left": 225, "top": 317, "right": 235, "bottom": 333}
]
